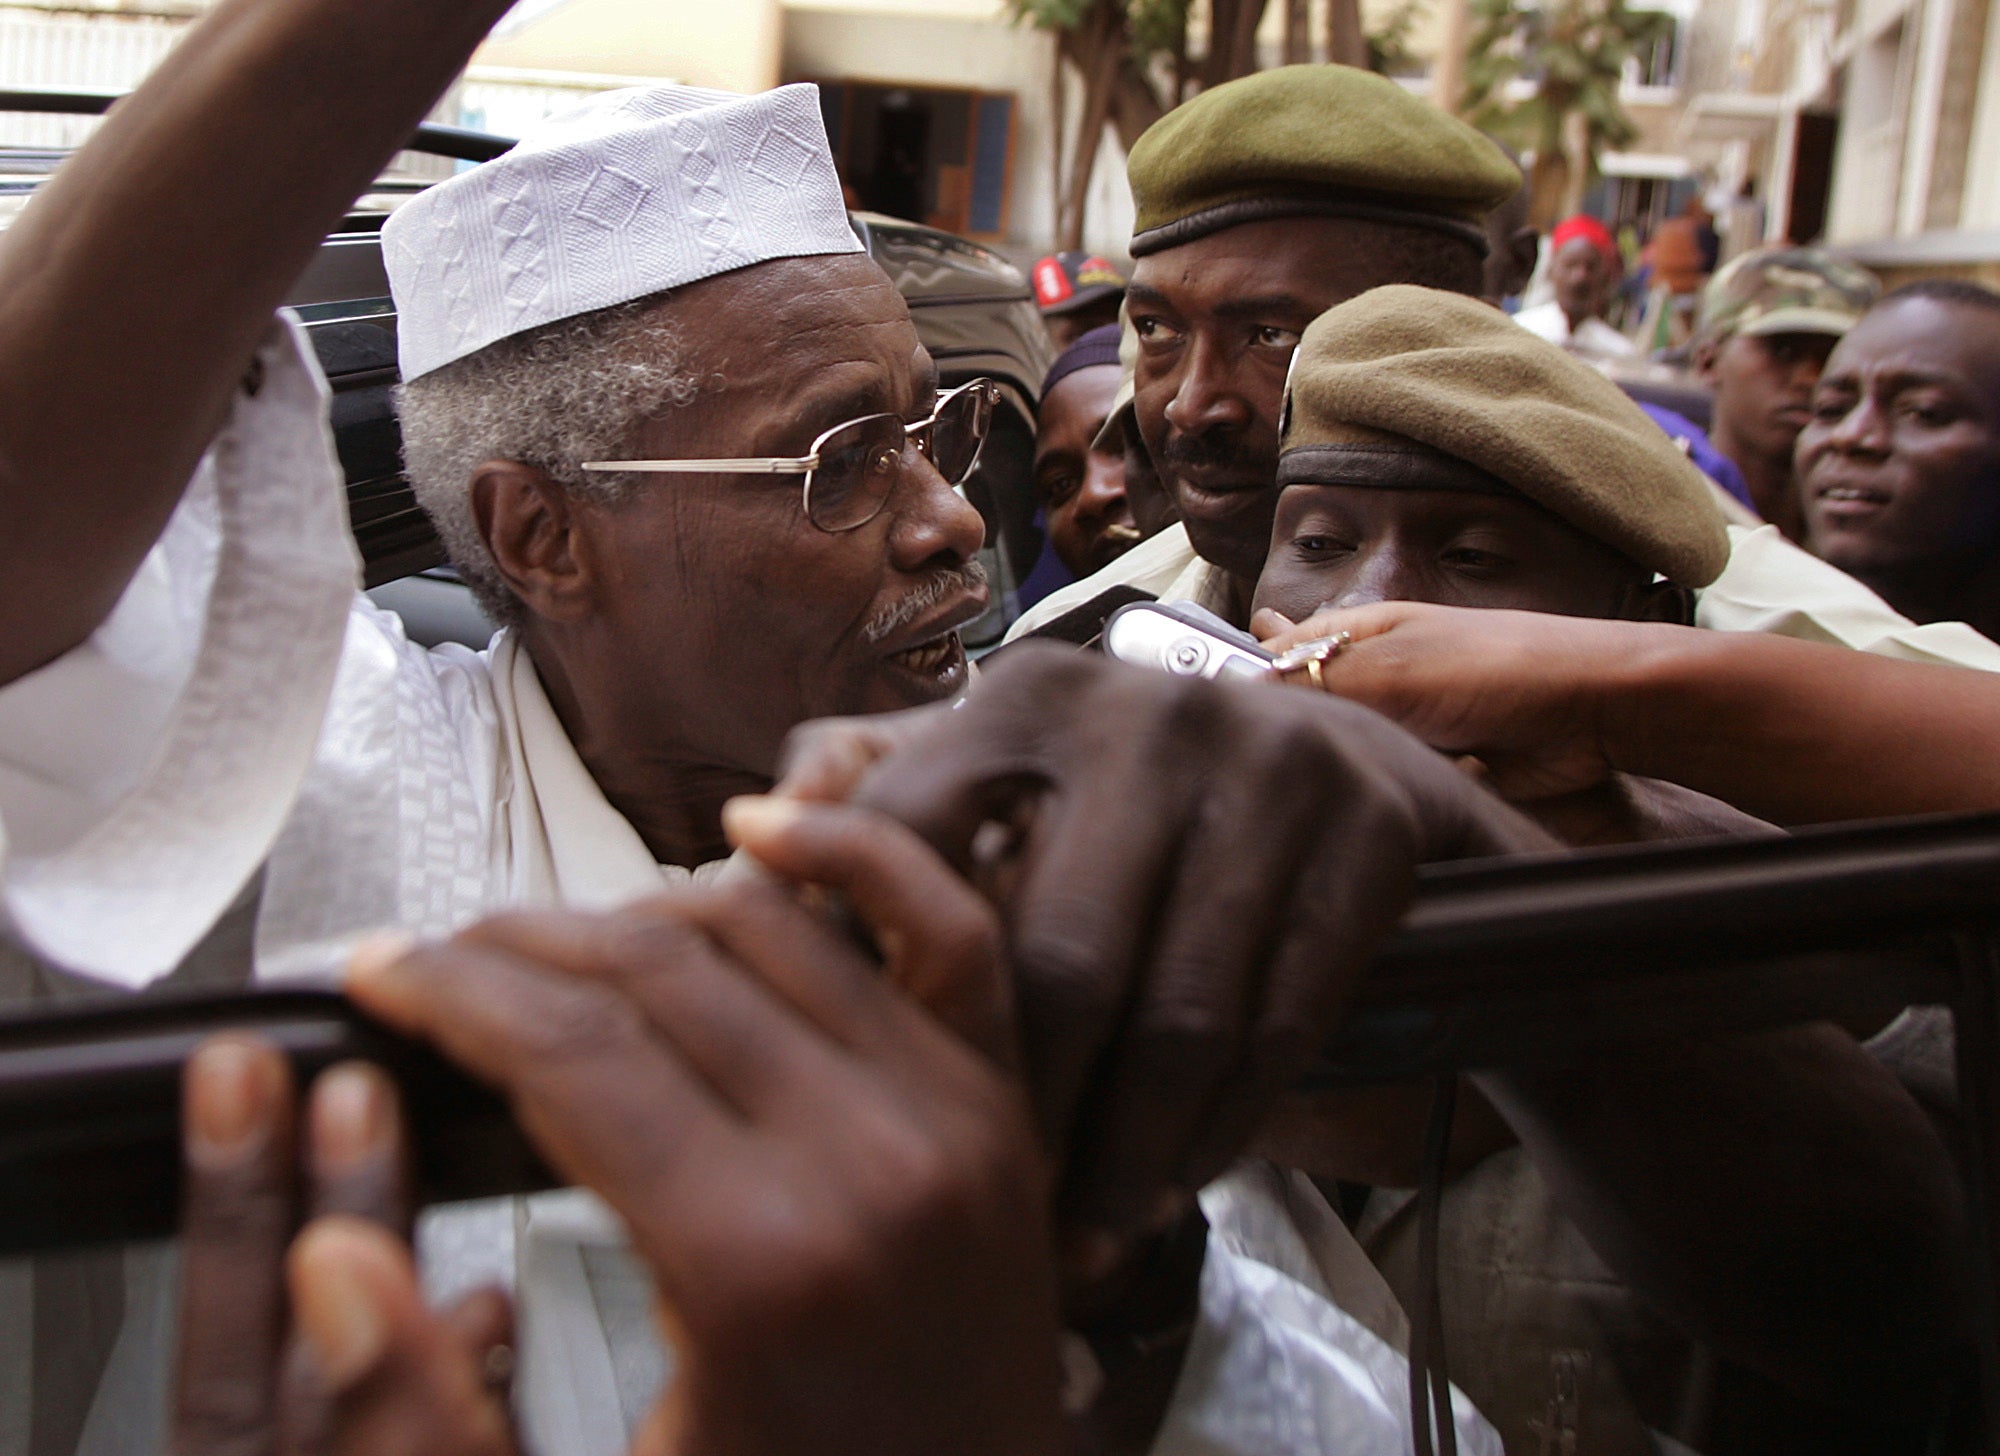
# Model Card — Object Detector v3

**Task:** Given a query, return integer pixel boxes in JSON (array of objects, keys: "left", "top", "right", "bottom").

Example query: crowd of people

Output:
[{"left": 2, "top": 0, "right": 1999, "bottom": 1453}]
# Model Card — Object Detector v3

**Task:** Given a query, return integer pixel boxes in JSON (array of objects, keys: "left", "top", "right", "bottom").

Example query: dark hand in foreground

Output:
[
  {"left": 173, "top": 1039, "right": 516, "bottom": 1456},
  {"left": 775, "top": 643, "right": 1556, "bottom": 1279},
  {"left": 345, "top": 807, "right": 1064, "bottom": 1456}
]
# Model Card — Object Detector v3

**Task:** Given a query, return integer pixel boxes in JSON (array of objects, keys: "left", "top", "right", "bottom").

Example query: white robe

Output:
[{"left": 0, "top": 317, "right": 1499, "bottom": 1456}]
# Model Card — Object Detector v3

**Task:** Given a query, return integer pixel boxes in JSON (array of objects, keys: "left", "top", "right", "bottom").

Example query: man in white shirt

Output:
[{"left": 1512, "top": 214, "right": 1637, "bottom": 361}]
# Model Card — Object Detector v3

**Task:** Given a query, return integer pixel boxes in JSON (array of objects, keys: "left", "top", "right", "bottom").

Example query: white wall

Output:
[
  {"left": 781, "top": 4, "right": 1136, "bottom": 257},
  {"left": 1824, "top": 15, "right": 1913, "bottom": 243}
]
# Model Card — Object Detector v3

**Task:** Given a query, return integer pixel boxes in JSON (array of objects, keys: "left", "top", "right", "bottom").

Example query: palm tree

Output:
[
  {"left": 1460, "top": 0, "right": 1672, "bottom": 227},
  {"left": 1012, "top": 0, "right": 1381, "bottom": 250}
]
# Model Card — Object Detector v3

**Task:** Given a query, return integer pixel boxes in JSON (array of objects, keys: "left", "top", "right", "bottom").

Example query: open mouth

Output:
[
  {"left": 1818, "top": 484, "right": 1892, "bottom": 506},
  {"left": 886, "top": 629, "right": 967, "bottom": 682},
  {"left": 1812, "top": 481, "right": 1894, "bottom": 525}
]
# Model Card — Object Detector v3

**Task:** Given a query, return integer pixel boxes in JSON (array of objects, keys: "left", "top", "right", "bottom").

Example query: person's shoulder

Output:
[
  {"left": 346, "top": 592, "right": 509, "bottom": 726},
  {"left": 1698, "top": 525, "right": 2000, "bottom": 671},
  {"left": 1005, "top": 524, "right": 1198, "bottom": 642}
]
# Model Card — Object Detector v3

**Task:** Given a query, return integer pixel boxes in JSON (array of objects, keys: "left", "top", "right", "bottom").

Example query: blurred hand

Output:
[
  {"left": 346, "top": 805, "right": 1064, "bottom": 1456},
  {"left": 1254, "top": 600, "right": 1662, "bottom": 801},
  {"left": 774, "top": 643, "right": 1555, "bottom": 1282},
  {"left": 172, "top": 1039, "right": 516, "bottom": 1456}
]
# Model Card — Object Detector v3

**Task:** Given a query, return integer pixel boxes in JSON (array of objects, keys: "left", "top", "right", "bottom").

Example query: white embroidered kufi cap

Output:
[{"left": 383, "top": 82, "right": 863, "bottom": 381}]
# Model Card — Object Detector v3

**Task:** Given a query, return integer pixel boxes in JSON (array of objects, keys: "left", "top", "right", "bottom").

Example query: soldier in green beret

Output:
[
  {"left": 1256, "top": 283, "right": 1730, "bottom": 632},
  {"left": 1248, "top": 284, "right": 1970, "bottom": 1456},
  {"left": 1007, "top": 68, "right": 2000, "bottom": 685},
  {"left": 1007, "top": 64, "right": 1520, "bottom": 640}
]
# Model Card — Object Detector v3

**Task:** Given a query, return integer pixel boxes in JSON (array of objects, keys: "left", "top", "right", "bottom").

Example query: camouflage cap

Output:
[
  {"left": 1126, "top": 65, "right": 1521, "bottom": 258},
  {"left": 1697, "top": 246, "right": 1880, "bottom": 344}
]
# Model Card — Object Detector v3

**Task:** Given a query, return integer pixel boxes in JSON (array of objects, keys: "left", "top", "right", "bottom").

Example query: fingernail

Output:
[
  {"left": 311, "top": 1064, "right": 389, "bottom": 1175},
  {"left": 293, "top": 1221, "right": 391, "bottom": 1389},
  {"left": 721, "top": 794, "right": 804, "bottom": 848},
  {"left": 186, "top": 1037, "right": 278, "bottom": 1160},
  {"left": 345, "top": 929, "right": 415, "bottom": 987}
]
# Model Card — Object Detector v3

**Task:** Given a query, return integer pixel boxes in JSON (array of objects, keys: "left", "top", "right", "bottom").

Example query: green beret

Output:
[
  {"left": 1278, "top": 285, "right": 1731, "bottom": 588},
  {"left": 1127, "top": 65, "right": 1520, "bottom": 258}
]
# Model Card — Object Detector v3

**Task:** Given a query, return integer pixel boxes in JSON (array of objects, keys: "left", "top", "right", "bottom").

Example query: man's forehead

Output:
[
  {"left": 1829, "top": 309, "right": 2000, "bottom": 392},
  {"left": 690, "top": 259, "right": 922, "bottom": 388},
  {"left": 1129, "top": 217, "right": 1429, "bottom": 314}
]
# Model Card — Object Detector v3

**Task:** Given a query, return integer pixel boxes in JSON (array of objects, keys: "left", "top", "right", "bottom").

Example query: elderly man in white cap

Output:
[
  {"left": 0, "top": 70, "right": 1003, "bottom": 1453},
  {"left": 0, "top": 0, "right": 1510, "bottom": 1446}
]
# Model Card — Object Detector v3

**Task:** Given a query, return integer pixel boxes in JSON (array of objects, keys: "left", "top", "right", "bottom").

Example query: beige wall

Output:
[
  {"left": 1962, "top": 0, "right": 2000, "bottom": 231},
  {"left": 477, "top": 0, "right": 782, "bottom": 94}
]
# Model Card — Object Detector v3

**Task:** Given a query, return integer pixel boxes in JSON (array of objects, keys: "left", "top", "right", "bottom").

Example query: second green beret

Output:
[
  {"left": 1127, "top": 65, "right": 1521, "bottom": 257},
  {"left": 1278, "top": 285, "right": 1732, "bottom": 588}
]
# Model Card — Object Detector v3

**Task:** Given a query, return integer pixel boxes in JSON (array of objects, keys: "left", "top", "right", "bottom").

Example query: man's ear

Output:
[
  {"left": 1627, "top": 577, "right": 1696, "bottom": 626},
  {"left": 1690, "top": 336, "right": 1720, "bottom": 383},
  {"left": 470, "top": 461, "right": 594, "bottom": 623}
]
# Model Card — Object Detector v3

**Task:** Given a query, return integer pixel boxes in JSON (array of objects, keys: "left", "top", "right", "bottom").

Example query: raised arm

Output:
[
  {"left": 1258, "top": 602, "right": 2000, "bottom": 824},
  {"left": 0, "top": 0, "right": 516, "bottom": 685}
]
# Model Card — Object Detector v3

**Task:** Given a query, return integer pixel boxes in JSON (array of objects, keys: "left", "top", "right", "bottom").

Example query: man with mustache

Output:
[
  {"left": 1007, "top": 66, "right": 2000, "bottom": 676},
  {"left": 1008, "top": 64, "right": 1517, "bottom": 637},
  {"left": 0, "top": 21, "right": 1506, "bottom": 1452},
  {"left": 1799, "top": 280, "right": 2000, "bottom": 642},
  {"left": 0, "top": 66, "right": 999, "bottom": 1452}
]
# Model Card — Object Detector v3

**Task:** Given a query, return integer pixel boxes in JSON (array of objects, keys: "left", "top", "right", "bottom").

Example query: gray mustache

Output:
[{"left": 863, "top": 561, "right": 989, "bottom": 644}]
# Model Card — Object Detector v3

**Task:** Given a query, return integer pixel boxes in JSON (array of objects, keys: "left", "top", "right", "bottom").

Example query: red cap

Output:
[
  {"left": 1031, "top": 251, "right": 1127, "bottom": 314},
  {"left": 1551, "top": 215, "right": 1620, "bottom": 271}
]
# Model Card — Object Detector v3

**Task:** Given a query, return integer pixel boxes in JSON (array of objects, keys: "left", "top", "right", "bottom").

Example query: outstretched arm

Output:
[
  {"left": 1258, "top": 602, "right": 2000, "bottom": 824},
  {"left": 0, "top": 0, "right": 515, "bottom": 686}
]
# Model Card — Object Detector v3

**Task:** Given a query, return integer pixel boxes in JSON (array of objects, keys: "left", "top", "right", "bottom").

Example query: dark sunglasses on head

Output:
[{"left": 581, "top": 377, "right": 1001, "bottom": 532}]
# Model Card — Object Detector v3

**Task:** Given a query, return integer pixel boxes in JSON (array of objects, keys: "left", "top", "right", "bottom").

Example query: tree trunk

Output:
[
  {"left": 1527, "top": 150, "right": 1569, "bottom": 230},
  {"left": 1326, "top": 0, "right": 1365, "bottom": 66},
  {"left": 1110, "top": 52, "right": 1168, "bottom": 150},
  {"left": 1050, "top": 35, "right": 1067, "bottom": 247},
  {"left": 1057, "top": 2, "right": 1123, "bottom": 249},
  {"left": 1201, "top": 0, "right": 1270, "bottom": 87},
  {"left": 1283, "top": 0, "right": 1311, "bottom": 65},
  {"left": 1430, "top": 0, "right": 1470, "bottom": 110},
  {"left": 1172, "top": 6, "right": 1191, "bottom": 103},
  {"left": 1227, "top": 0, "right": 1270, "bottom": 78},
  {"left": 1560, "top": 106, "right": 1591, "bottom": 218}
]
